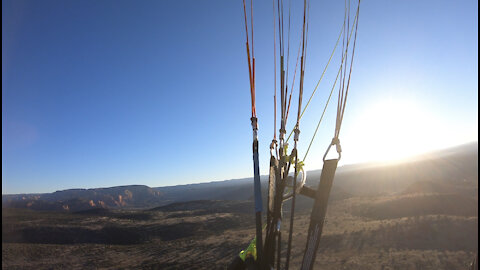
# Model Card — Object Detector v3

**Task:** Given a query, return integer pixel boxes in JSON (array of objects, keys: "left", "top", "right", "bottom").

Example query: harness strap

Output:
[{"left": 300, "top": 159, "right": 338, "bottom": 270}]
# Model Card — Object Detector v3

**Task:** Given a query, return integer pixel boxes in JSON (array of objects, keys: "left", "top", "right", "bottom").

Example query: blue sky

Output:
[{"left": 2, "top": 0, "right": 478, "bottom": 194}]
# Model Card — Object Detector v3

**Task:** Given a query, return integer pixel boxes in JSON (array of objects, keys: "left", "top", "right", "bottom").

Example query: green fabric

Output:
[{"left": 238, "top": 237, "right": 257, "bottom": 261}]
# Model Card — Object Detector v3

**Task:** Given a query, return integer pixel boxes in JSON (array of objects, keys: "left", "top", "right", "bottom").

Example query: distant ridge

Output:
[
  {"left": 2, "top": 185, "right": 163, "bottom": 212},
  {"left": 2, "top": 142, "right": 477, "bottom": 212}
]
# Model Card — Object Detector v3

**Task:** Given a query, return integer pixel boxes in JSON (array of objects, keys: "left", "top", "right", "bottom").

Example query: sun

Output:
[{"left": 343, "top": 98, "right": 448, "bottom": 164}]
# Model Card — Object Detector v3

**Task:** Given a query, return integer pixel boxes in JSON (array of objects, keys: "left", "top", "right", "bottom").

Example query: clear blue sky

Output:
[{"left": 2, "top": 0, "right": 478, "bottom": 194}]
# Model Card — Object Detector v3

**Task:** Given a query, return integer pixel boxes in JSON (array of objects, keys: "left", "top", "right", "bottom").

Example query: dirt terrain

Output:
[
  {"left": 2, "top": 192, "right": 477, "bottom": 269},
  {"left": 2, "top": 143, "right": 478, "bottom": 269}
]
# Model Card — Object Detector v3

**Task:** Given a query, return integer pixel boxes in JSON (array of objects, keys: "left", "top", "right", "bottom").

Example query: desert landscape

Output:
[
  {"left": 2, "top": 142, "right": 478, "bottom": 269},
  {"left": 3, "top": 0, "right": 478, "bottom": 268}
]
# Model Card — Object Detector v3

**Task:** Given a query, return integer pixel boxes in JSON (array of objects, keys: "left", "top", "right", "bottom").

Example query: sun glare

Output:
[{"left": 344, "top": 99, "right": 456, "bottom": 165}]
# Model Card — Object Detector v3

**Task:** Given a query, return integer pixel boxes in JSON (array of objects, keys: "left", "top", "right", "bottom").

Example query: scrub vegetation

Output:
[{"left": 2, "top": 143, "right": 478, "bottom": 269}]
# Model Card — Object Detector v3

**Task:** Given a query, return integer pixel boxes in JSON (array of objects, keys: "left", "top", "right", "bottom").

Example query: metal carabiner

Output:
[{"left": 323, "top": 137, "right": 342, "bottom": 161}]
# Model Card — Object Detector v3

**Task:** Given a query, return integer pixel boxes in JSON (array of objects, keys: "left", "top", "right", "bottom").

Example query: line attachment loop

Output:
[{"left": 323, "top": 137, "right": 341, "bottom": 162}]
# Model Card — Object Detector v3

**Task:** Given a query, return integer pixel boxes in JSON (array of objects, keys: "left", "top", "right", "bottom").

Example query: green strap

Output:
[
  {"left": 239, "top": 222, "right": 269, "bottom": 262},
  {"left": 239, "top": 237, "right": 257, "bottom": 261}
]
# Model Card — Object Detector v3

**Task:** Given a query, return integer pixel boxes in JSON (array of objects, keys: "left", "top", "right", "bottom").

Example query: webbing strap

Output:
[
  {"left": 300, "top": 159, "right": 338, "bottom": 270},
  {"left": 253, "top": 141, "right": 262, "bottom": 213},
  {"left": 264, "top": 154, "right": 286, "bottom": 269},
  {"left": 252, "top": 138, "right": 263, "bottom": 264},
  {"left": 268, "top": 156, "right": 277, "bottom": 220}
]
